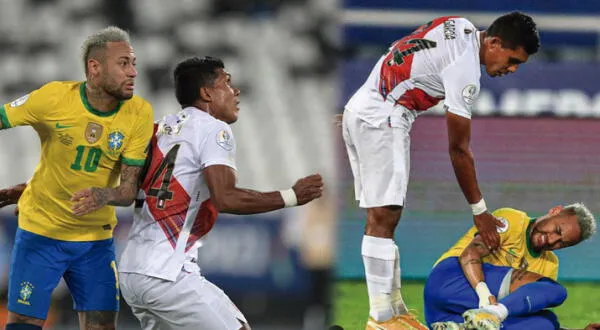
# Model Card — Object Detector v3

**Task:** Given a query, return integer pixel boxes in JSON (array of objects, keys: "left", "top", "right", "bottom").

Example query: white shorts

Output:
[
  {"left": 342, "top": 108, "right": 413, "bottom": 208},
  {"left": 119, "top": 270, "right": 247, "bottom": 330}
]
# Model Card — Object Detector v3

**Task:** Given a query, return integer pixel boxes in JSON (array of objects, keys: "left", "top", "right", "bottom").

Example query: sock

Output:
[
  {"left": 391, "top": 244, "right": 408, "bottom": 315},
  {"left": 5, "top": 324, "right": 43, "bottom": 330},
  {"left": 499, "top": 278, "right": 567, "bottom": 316},
  {"left": 362, "top": 235, "right": 397, "bottom": 322}
]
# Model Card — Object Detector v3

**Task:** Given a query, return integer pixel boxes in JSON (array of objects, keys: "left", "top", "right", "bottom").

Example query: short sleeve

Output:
[
  {"left": 441, "top": 51, "right": 480, "bottom": 119},
  {"left": 200, "top": 121, "right": 237, "bottom": 170},
  {"left": 491, "top": 208, "right": 528, "bottom": 246},
  {"left": 0, "top": 82, "right": 61, "bottom": 129},
  {"left": 121, "top": 101, "right": 154, "bottom": 166}
]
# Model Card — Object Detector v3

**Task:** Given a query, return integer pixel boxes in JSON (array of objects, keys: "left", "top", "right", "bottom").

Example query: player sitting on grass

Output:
[{"left": 423, "top": 203, "right": 599, "bottom": 330}]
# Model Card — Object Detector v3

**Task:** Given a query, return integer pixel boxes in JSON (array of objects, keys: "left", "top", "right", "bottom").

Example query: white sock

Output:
[
  {"left": 391, "top": 245, "right": 408, "bottom": 315},
  {"left": 483, "top": 303, "right": 509, "bottom": 321},
  {"left": 362, "top": 235, "right": 397, "bottom": 322}
]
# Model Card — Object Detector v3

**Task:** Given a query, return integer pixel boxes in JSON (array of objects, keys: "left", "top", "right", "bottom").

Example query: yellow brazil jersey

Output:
[
  {"left": 0, "top": 81, "right": 154, "bottom": 241},
  {"left": 435, "top": 208, "right": 559, "bottom": 280}
]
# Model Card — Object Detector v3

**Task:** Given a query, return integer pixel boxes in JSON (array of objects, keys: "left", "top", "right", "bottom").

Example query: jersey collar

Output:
[
  {"left": 526, "top": 217, "right": 542, "bottom": 258},
  {"left": 80, "top": 82, "right": 123, "bottom": 117}
]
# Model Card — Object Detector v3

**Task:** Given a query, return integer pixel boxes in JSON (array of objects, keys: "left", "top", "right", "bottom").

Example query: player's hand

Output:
[
  {"left": 71, "top": 188, "right": 110, "bottom": 216},
  {"left": 292, "top": 174, "right": 324, "bottom": 205},
  {"left": 584, "top": 323, "right": 600, "bottom": 330},
  {"left": 473, "top": 212, "right": 503, "bottom": 251},
  {"left": 0, "top": 183, "right": 27, "bottom": 215}
]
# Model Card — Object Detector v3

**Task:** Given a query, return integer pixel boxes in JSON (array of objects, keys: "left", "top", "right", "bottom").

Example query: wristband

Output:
[
  {"left": 470, "top": 198, "right": 487, "bottom": 216},
  {"left": 475, "top": 282, "right": 493, "bottom": 307},
  {"left": 279, "top": 188, "right": 298, "bottom": 207}
]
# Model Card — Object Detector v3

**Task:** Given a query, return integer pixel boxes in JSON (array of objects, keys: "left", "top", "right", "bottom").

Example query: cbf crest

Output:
[
  {"left": 107, "top": 129, "right": 125, "bottom": 153},
  {"left": 18, "top": 281, "right": 34, "bottom": 306},
  {"left": 85, "top": 122, "right": 104, "bottom": 144}
]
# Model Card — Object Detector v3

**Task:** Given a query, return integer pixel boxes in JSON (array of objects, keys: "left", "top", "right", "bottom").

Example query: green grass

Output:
[{"left": 333, "top": 280, "right": 600, "bottom": 330}]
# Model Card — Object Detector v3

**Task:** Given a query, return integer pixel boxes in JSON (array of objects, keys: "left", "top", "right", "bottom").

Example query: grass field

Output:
[{"left": 333, "top": 280, "right": 600, "bottom": 330}]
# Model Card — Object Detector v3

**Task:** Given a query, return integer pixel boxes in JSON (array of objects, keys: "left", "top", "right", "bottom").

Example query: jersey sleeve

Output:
[
  {"left": 441, "top": 51, "right": 480, "bottom": 119},
  {"left": 121, "top": 101, "right": 154, "bottom": 166},
  {"left": 200, "top": 121, "right": 237, "bottom": 170},
  {"left": 491, "top": 208, "right": 528, "bottom": 246},
  {"left": 0, "top": 82, "right": 61, "bottom": 129},
  {"left": 546, "top": 254, "right": 559, "bottom": 280}
]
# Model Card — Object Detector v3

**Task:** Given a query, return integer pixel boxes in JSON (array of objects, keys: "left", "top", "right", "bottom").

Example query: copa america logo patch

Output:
[
  {"left": 461, "top": 84, "right": 478, "bottom": 105},
  {"left": 10, "top": 94, "right": 30, "bottom": 107},
  {"left": 496, "top": 216, "right": 509, "bottom": 233},
  {"left": 216, "top": 129, "right": 233, "bottom": 151}
]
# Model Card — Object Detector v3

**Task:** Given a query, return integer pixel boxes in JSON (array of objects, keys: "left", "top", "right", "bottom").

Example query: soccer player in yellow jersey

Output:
[
  {"left": 0, "top": 27, "right": 154, "bottom": 330},
  {"left": 423, "top": 204, "right": 598, "bottom": 330}
]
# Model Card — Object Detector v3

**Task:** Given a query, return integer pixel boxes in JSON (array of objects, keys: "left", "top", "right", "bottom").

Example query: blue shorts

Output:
[
  {"left": 8, "top": 228, "right": 119, "bottom": 320},
  {"left": 424, "top": 257, "right": 511, "bottom": 326}
]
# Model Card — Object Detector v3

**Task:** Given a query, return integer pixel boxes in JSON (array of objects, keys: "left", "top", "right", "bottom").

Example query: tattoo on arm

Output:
[{"left": 108, "top": 165, "right": 143, "bottom": 206}]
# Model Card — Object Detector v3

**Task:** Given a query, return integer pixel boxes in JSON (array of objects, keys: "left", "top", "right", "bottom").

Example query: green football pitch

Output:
[{"left": 333, "top": 280, "right": 600, "bottom": 329}]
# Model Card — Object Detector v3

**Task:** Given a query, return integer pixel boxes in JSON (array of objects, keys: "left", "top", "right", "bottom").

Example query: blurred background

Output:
[
  {"left": 0, "top": 0, "right": 338, "bottom": 329},
  {"left": 335, "top": 0, "right": 600, "bottom": 329}
]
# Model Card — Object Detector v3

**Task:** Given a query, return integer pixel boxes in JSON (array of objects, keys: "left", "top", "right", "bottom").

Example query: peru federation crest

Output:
[{"left": 108, "top": 130, "right": 125, "bottom": 151}]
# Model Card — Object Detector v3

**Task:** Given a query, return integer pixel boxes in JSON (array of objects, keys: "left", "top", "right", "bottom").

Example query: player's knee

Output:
[
  {"left": 538, "top": 277, "right": 567, "bottom": 305},
  {"left": 366, "top": 206, "right": 403, "bottom": 234},
  {"left": 5, "top": 324, "right": 43, "bottom": 330}
]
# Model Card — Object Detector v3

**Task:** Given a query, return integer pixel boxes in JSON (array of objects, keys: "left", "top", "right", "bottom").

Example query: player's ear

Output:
[
  {"left": 199, "top": 86, "right": 212, "bottom": 102},
  {"left": 87, "top": 58, "right": 101, "bottom": 76}
]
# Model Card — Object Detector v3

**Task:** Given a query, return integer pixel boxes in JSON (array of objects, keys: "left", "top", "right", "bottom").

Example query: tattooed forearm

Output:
[
  {"left": 91, "top": 187, "right": 111, "bottom": 206},
  {"left": 106, "top": 164, "right": 143, "bottom": 206}
]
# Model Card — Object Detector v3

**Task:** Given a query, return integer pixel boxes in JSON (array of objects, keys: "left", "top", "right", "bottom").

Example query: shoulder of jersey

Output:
[
  {"left": 41, "top": 80, "right": 79, "bottom": 94},
  {"left": 492, "top": 208, "right": 529, "bottom": 224},
  {"left": 123, "top": 95, "right": 153, "bottom": 115}
]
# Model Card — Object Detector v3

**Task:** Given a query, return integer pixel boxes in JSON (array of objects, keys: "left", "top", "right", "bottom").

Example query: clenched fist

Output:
[{"left": 292, "top": 174, "right": 324, "bottom": 205}]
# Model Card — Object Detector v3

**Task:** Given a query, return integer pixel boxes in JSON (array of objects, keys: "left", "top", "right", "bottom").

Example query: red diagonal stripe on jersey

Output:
[
  {"left": 186, "top": 199, "right": 218, "bottom": 252},
  {"left": 141, "top": 131, "right": 219, "bottom": 250},
  {"left": 379, "top": 16, "right": 458, "bottom": 105},
  {"left": 396, "top": 88, "right": 444, "bottom": 110}
]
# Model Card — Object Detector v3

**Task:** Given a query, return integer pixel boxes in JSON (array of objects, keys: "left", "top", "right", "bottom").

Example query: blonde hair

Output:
[
  {"left": 563, "top": 202, "right": 597, "bottom": 241},
  {"left": 81, "top": 26, "right": 131, "bottom": 75}
]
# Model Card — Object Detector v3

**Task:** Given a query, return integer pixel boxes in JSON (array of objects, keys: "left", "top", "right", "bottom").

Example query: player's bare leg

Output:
[
  {"left": 508, "top": 268, "right": 543, "bottom": 293},
  {"left": 78, "top": 311, "right": 117, "bottom": 330},
  {"left": 7, "top": 311, "right": 45, "bottom": 328}
]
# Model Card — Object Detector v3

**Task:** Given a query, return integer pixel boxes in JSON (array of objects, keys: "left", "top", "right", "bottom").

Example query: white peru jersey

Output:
[
  {"left": 345, "top": 16, "right": 482, "bottom": 127},
  {"left": 119, "top": 107, "right": 236, "bottom": 281}
]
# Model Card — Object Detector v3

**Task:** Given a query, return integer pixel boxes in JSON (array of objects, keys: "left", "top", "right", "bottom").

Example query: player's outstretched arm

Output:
[
  {"left": 446, "top": 111, "right": 503, "bottom": 250},
  {"left": 71, "top": 164, "right": 143, "bottom": 216},
  {"left": 459, "top": 235, "right": 496, "bottom": 307},
  {"left": 204, "top": 165, "right": 323, "bottom": 215},
  {"left": 0, "top": 182, "right": 26, "bottom": 215}
]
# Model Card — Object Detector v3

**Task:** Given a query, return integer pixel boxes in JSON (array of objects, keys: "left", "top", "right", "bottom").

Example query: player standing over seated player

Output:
[
  {"left": 424, "top": 204, "right": 598, "bottom": 330},
  {"left": 340, "top": 12, "right": 540, "bottom": 329},
  {"left": 0, "top": 26, "right": 154, "bottom": 330},
  {"left": 116, "top": 56, "right": 323, "bottom": 330}
]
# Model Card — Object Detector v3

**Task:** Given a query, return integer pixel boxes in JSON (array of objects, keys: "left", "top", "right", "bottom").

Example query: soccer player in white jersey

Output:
[
  {"left": 117, "top": 56, "right": 323, "bottom": 330},
  {"left": 341, "top": 12, "right": 540, "bottom": 329}
]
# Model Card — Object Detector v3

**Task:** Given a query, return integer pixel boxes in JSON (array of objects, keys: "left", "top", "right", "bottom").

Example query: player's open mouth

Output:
[{"left": 537, "top": 233, "right": 546, "bottom": 248}]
